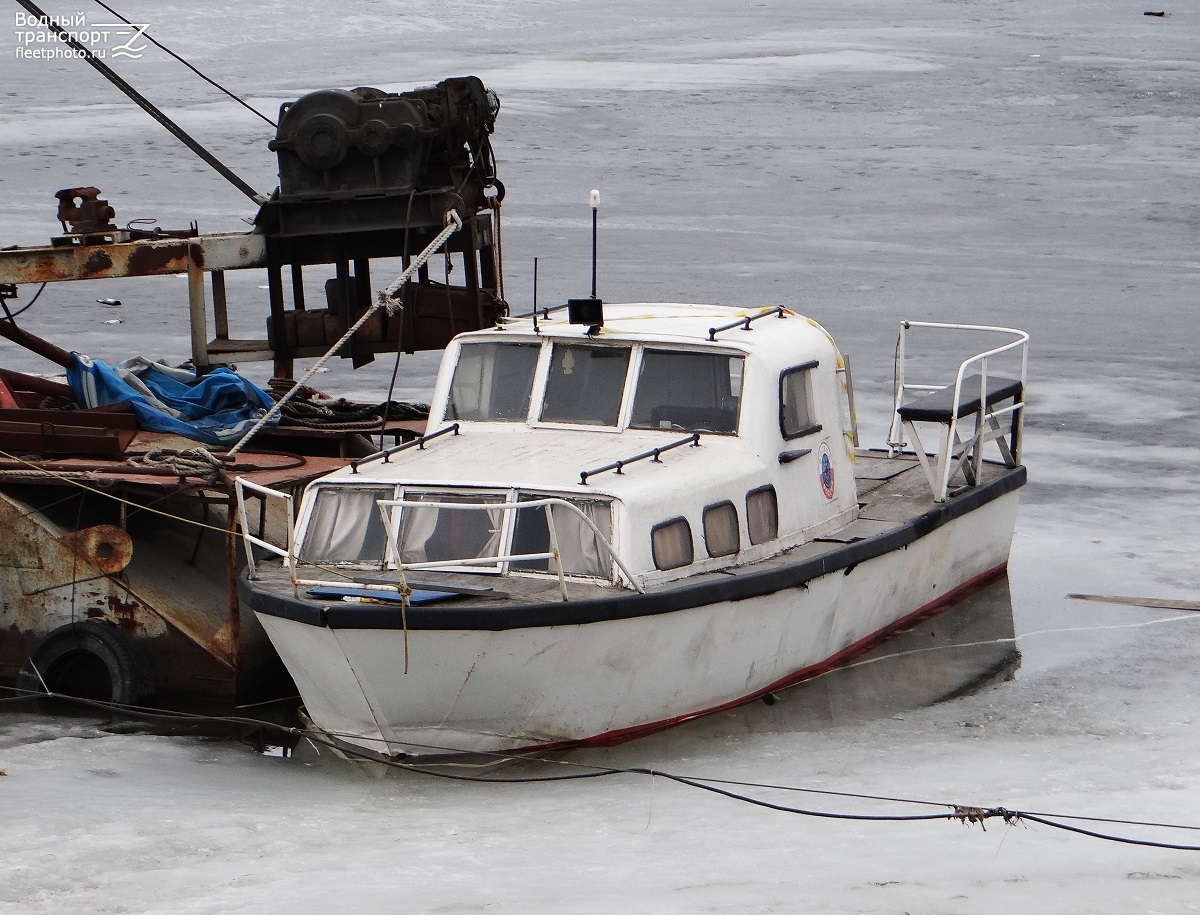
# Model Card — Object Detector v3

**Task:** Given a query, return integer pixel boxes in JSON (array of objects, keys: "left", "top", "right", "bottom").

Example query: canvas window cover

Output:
[
  {"left": 300, "top": 485, "right": 394, "bottom": 564},
  {"left": 395, "top": 490, "right": 506, "bottom": 567},
  {"left": 510, "top": 496, "right": 613, "bottom": 579}
]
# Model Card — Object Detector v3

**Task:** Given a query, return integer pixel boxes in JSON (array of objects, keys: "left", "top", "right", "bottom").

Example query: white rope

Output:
[
  {"left": 227, "top": 210, "right": 464, "bottom": 457},
  {"left": 126, "top": 447, "right": 225, "bottom": 482}
]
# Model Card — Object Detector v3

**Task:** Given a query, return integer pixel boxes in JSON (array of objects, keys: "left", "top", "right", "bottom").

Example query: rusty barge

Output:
[{"left": 0, "top": 74, "right": 508, "bottom": 706}]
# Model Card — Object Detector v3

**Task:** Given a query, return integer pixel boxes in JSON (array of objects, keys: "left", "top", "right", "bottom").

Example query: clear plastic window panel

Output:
[
  {"left": 540, "top": 344, "right": 631, "bottom": 426},
  {"left": 299, "top": 486, "right": 394, "bottom": 564},
  {"left": 510, "top": 496, "right": 613, "bottom": 578},
  {"left": 447, "top": 341, "right": 541, "bottom": 422},
  {"left": 631, "top": 351, "right": 744, "bottom": 434},
  {"left": 396, "top": 491, "right": 506, "bottom": 566}
]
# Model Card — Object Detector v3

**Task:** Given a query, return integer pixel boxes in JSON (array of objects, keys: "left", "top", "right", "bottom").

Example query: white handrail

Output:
[
  {"left": 888, "top": 321, "right": 1028, "bottom": 501},
  {"left": 234, "top": 477, "right": 295, "bottom": 582}
]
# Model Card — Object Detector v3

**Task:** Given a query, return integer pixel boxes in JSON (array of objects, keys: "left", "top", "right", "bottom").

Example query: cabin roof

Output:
[
  {"left": 317, "top": 425, "right": 750, "bottom": 498},
  {"left": 477, "top": 303, "right": 836, "bottom": 358}
]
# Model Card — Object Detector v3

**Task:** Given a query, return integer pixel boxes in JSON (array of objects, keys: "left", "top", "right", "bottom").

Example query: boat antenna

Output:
[
  {"left": 589, "top": 188, "right": 600, "bottom": 299},
  {"left": 566, "top": 190, "right": 604, "bottom": 334},
  {"left": 532, "top": 257, "right": 539, "bottom": 333},
  {"left": 13, "top": 0, "right": 266, "bottom": 204}
]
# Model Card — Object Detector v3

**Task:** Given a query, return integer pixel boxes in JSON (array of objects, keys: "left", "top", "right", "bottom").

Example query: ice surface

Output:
[{"left": 2, "top": 0, "right": 1199, "bottom": 910}]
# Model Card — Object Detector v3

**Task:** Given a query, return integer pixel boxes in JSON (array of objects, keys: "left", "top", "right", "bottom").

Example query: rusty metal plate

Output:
[{"left": 59, "top": 524, "right": 133, "bottom": 574}]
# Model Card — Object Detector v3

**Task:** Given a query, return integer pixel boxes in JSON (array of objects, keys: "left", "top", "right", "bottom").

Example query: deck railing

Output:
[
  {"left": 349, "top": 423, "right": 460, "bottom": 474},
  {"left": 887, "top": 321, "right": 1028, "bottom": 502},
  {"left": 374, "top": 496, "right": 644, "bottom": 601},
  {"left": 234, "top": 483, "right": 642, "bottom": 601},
  {"left": 579, "top": 433, "right": 700, "bottom": 485}
]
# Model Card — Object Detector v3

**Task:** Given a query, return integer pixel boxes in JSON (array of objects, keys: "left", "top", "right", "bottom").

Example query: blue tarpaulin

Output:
[{"left": 67, "top": 354, "right": 278, "bottom": 447}]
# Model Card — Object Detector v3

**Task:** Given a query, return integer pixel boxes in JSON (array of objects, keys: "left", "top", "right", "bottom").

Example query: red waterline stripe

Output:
[{"left": 529, "top": 562, "right": 1010, "bottom": 753}]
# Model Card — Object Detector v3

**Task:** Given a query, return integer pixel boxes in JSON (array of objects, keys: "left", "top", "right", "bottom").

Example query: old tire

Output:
[{"left": 16, "top": 620, "right": 153, "bottom": 706}]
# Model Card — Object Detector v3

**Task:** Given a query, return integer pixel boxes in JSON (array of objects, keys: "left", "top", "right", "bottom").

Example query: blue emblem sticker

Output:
[{"left": 818, "top": 441, "right": 835, "bottom": 500}]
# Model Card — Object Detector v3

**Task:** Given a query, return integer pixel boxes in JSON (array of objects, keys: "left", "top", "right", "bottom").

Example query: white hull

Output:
[{"left": 256, "top": 488, "right": 1020, "bottom": 756}]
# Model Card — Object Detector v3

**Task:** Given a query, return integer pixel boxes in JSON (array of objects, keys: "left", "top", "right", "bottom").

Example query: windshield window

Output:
[
  {"left": 395, "top": 490, "right": 506, "bottom": 567},
  {"left": 630, "top": 350, "right": 744, "bottom": 434},
  {"left": 446, "top": 341, "right": 540, "bottom": 422},
  {"left": 540, "top": 344, "right": 631, "bottom": 426},
  {"left": 510, "top": 495, "right": 612, "bottom": 579}
]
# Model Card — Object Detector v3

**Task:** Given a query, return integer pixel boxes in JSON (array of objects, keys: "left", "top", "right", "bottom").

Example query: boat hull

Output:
[{"left": 249, "top": 477, "right": 1022, "bottom": 757}]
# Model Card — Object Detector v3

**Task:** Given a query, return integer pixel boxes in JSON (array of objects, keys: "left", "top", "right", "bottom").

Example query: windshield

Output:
[
  {"left": 540, "top": 344, "right": 631, "bottom": 426},
  {"left": 630, "top": 350, "right": 744, "bottom": 434},
  {"left": 395, "top": 490, "right": 505, "bottom": 566},
  {"left": 446, "top": 341, "right": 540, "bottom": 422}
]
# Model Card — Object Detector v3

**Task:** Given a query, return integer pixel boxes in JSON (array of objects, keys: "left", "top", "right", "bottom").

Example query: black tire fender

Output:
[{"left": 16, "top": 620, "right": 153, "bottom": 706}]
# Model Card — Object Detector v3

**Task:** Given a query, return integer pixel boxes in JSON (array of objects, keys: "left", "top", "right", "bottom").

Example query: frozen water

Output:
[{"left": 2, "top": 0, "right": 1200, "bottom": 910}]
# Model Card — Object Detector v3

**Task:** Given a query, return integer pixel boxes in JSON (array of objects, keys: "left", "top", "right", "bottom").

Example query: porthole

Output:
[
  {"left": 703, "top": 501, "right": 740, "bottom": 558},
  {"left": 651, "top": 517, "right": 694, "bottom": 570},
  {"left": 746, "top": 485, "right": 779, "bottom": 545}
]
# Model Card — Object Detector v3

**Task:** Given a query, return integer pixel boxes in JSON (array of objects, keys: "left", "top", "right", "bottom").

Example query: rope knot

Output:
[{"left": 951, "top": 806, "right": 1020, "bottom": 831}]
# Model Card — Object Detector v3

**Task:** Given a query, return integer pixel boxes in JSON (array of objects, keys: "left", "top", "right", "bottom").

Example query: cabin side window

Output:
[
  {"left": 702, "top": 501, "right": 740, "bottom": 558},
  {"left": 746, "top": 485, "right": 779, "bottom": 545},
  {"left": 300, "top": 485, "right": 393, "bottom": 563},
  {"left": 540, "top": 344, "right": 631, "bottom": 426},
  {"left": 446, "top": 341, "right": 540, "bottom": 422},
  {"left": 651, "top": 517, "right": 694, "bottom": 571},
  {"left": 780, "top": 362, "right": 822, "bottom": 440},
  {"left": 630, "top": 351, "right": 744, "bottom": 434}
]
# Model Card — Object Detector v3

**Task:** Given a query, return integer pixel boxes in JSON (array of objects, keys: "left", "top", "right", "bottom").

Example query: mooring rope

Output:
[
  {"left": 227, "top": 210, "right": 462, "bottom": 458},
  {"left": 7, "top": 685, "right": 1200, "bottom": 851}
]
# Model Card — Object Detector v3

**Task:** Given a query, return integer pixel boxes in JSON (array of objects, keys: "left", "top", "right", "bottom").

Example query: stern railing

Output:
[{"left": 887, "top": 321, "right": 1028, "bottom": 502}]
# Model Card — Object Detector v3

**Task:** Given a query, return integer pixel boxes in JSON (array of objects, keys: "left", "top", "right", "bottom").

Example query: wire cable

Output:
[
  {"left": 6, "top": 685, "right": 1200, "bottom": 849},
  {"left": 13, "top": 0, "right": 263, "bottom": 203},
  {"left": 88, "top": 0, "right": 277, "bottom": 127},
  {"left": 0, "top": 282, "right": 46, "bottom": 321}
]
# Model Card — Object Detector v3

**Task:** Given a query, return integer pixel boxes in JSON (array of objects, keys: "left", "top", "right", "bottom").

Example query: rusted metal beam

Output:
[
  {"left": 0, "top": 316, "right": 73, "bottom": 368},
  {"left": 0, "top": 233, "right": 266, "bottom": 285}
]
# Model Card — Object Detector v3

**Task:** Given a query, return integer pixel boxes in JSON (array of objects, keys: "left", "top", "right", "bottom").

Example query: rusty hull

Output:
[{"left": 0, "top": 435, "right": 346, "bottom": 701}]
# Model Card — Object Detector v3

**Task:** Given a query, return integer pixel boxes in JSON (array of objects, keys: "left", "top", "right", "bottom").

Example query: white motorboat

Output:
[{"left": 236, "top": 301, "right": 1027, "bottom": 757}]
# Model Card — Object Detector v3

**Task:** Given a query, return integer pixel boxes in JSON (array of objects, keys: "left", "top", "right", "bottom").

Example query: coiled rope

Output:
[
  {"left": 125, "top": 447, "right": 226, "bottom": 483},
  {"left": 264, "top": 378, "right": 429, "bottom": 431}
]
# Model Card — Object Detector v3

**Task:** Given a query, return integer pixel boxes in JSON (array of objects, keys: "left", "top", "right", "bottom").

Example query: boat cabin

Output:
[{"left": 283, "top": 303, "right": 859, "bottom": 593}]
